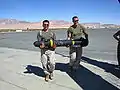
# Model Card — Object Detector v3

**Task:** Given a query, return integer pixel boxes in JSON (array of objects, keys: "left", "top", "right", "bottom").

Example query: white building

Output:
[{"left": 16, "top": 29, "right": 23, "bottom": 32}]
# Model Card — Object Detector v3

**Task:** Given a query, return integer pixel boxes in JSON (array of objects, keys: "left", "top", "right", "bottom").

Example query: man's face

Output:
[
  {"left": 73, "top": 18, "right": 79, "bottom": 25},
  {"left": 43, "top": 22, "right": 49, "bottom": 30}
]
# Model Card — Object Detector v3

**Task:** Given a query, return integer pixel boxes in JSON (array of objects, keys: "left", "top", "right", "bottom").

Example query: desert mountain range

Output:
[
  {"left": 0, "top": 19, "right": 119, "bottom": 29},
  {"left": 0, "top": 19, "right": 73, "bottom": 29}
]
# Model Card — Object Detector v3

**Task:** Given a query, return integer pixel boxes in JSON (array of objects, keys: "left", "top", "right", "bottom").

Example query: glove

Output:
[
  {"left": 52, "top": 43, "right": 56, "bottom": 49},
  {"left": 40, "top": 42, "right": 45, "bottom": 48}
]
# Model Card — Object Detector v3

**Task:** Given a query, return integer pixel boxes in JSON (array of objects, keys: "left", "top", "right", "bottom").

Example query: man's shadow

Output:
[
  {"left": 81, "top": 56, "right": 120, "bottom": 79},
  {"left": 24, "top": 65, "right": 45, "bottom": 77},
  {"left": 23, "top": 61, "right": 119, "bottom": 90},
  {"left": 55, "top": 63, "right": 119, "bottom": 90}
]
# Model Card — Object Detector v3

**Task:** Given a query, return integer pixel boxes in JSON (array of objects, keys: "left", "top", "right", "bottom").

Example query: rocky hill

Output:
[{"left": 0, "top": 18, "right": 119, "bottom": 29}]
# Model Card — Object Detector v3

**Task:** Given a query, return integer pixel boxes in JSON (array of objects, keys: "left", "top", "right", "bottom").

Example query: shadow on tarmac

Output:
[
  {"left": 81, "top": 56, "right": 120, "bottom": 79},
  {"left": 24, "top": 62, "right": 119, "bottom": 90},
  {"left": 24, "top": 65, "right": 45, "bottom": 77},
  {"left": 55, "top": 62, "right": 119, "bottom": 90}
]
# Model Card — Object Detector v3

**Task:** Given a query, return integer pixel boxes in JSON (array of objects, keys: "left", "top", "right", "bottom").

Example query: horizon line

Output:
[{"left": 0, "top": 18, "right": 120, "bottom": 25}]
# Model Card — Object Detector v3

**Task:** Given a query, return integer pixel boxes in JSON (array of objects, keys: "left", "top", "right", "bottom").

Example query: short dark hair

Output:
[
  {"left": 43, "top": 20, "right": 49, "bottom": 24},
  {"left": 72, "top": 16, "right": 78, "bottom": 21}
]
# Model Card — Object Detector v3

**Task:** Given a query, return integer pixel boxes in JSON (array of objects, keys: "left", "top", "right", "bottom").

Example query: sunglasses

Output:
[
  {"left": 73, "top": 20, "right": 79, "bottom": 22},
  {"left": 43, "top": 24, "right": 49, "bottom": 26}
]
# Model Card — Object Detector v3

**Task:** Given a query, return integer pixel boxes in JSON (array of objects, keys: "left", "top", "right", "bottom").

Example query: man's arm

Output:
[
  {"left": 67, "top": 27, "right": 72, "bottom": 40},
  {"left": 53, "top": 32, "right": 56, "bottom": 40},
  {"left": 113, "top": 30, "right": 120, "bottom": 42},
  {"left": 81, "top": 25, "right": 88, "bottom": 39},
  {"left": 37, "top": 31, "right": 45, "bottom": 48},
  {"left": 37, "top": 31, "right": 42, "bottom": 41}
]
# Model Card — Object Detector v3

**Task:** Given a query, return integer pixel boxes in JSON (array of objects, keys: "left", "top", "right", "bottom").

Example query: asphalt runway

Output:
[{"left": 0, "top": 29, "right": 118, "bottom": 64}]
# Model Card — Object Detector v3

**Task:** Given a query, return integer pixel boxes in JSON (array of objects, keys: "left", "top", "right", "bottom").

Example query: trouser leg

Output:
[
  {"left": 46, "top": 50, "right": 56, "bottom": 73},
  {"left": 41, "top": 54, "right": 50, "bottom": 75},
  {"left": 74, "top": 47, "right": 82, "bottom": 67},
  {"left": 69, "top": 47, "right": 82, "bottom": 69},
  {"left": 69, "top": 47, "right": 76, "bottom": 67},
  {"left": 41, "top": 50, "right": 56, "bottom": 75}
]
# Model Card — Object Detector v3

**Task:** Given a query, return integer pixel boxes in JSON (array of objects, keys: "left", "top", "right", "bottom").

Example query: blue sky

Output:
[{"left": 0, "top": 0, "right": 120, "bottom": 24}]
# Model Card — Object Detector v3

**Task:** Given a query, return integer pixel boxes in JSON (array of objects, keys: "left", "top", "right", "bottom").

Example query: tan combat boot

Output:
[
  {"left": 49, "top": 72, "right": 53, "bottom": 80},
  {"left": 45, "top": 74, "right": 49, "bottom": 82}
]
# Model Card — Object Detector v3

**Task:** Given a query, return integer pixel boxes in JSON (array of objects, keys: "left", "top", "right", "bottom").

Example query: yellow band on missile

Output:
[
  {"left": 50, "top": 39, "right": 54, "bottom": 47},
  {"left": 72, "top": 40, "right": 75, "bottom": 45}
]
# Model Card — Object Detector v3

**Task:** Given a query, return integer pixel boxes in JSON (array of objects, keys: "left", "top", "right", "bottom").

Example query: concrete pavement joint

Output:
[{"left": 0, "top": 77, "right": 27, "bottom": 90}]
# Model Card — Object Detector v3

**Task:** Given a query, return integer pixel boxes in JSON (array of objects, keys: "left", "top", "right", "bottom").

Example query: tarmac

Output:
[{"left": 0, "top": 29, "right": 120, "bottom": 90}]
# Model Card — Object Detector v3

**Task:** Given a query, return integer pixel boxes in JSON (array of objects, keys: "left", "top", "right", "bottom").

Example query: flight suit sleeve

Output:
[
  {"left": 67, "top": 27, "right": 72, "bottom": 40},
  {"left": 37, "top": 31, "right": 42, "bottom": 41},
  {"left": 81, "top": 25, "right": 88, "bottom": 39},
  {"left": 53, "top": 32, "right": 56, "bottom": 40}
]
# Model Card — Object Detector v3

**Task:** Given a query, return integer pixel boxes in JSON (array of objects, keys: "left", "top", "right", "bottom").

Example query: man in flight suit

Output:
[
  {"left": 67, "top": 16, "right": 88, "bottom": 71},
  {"left": 37, "top": 20, "right": 56, "bottom": 82}
]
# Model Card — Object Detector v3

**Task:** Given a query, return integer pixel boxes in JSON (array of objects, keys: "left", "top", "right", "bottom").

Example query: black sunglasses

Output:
[
  {"left": 43, "top": 24, "right": 49, "bottom": 25},
  {"left": 73, "top": 20, "right": 79, "bottom": 22}
]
